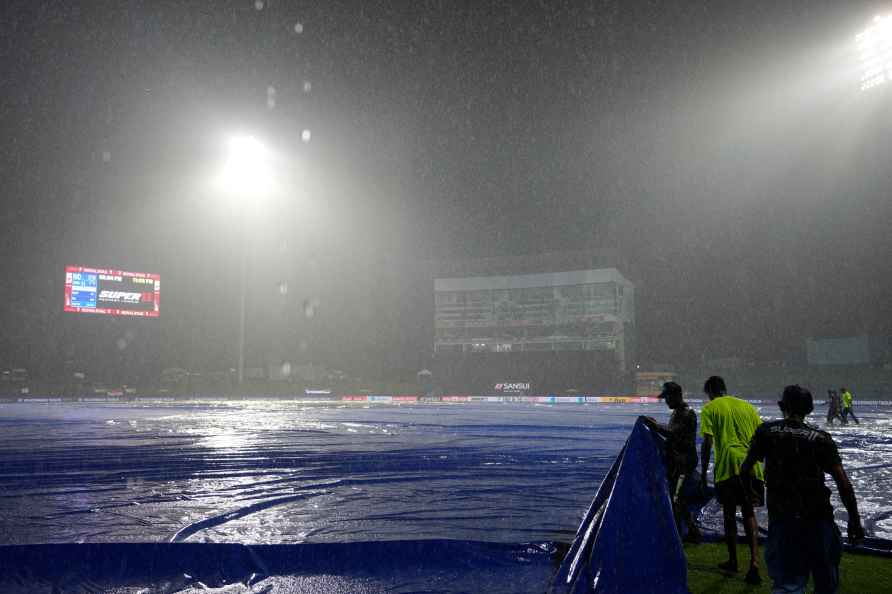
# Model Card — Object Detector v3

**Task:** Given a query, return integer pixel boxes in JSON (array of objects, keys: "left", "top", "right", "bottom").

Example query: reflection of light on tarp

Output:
[
  {"left": 0, "top": 541, "right": 556, "bottom": 594},
  {"left": 201, "top": 431, "right": 250, "bottom": 451}
]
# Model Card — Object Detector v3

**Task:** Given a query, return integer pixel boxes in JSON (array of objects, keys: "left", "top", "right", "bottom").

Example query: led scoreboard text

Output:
[{"left": 64, "top": 266, "right": 160, "bottom": 317}]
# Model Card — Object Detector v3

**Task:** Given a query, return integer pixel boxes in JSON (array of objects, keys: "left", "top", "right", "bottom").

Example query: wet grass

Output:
[{"left": 685, "top": 542, "right": 892, "bottom": 593}]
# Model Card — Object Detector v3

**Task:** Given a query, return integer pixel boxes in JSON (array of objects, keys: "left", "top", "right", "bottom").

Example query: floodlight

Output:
[
  {"left": 856, "top": 14, "right": 892, "bottom": 91},
  {"left": 217, "top": 135, "right": 275, "bottom": 196}
]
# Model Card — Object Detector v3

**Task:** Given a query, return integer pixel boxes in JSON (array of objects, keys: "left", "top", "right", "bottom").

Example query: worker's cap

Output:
[
  {"left": 660, "top": 382, "right": 683, "bottom": 400},
  {"left": 779, "top": 384, "right": 813, "bottom": 416}
]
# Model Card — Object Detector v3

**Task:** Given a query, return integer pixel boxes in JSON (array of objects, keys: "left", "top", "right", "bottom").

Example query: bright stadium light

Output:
[
  {"left": 213, "top": 133, "right": 278, "bottom": 389},
  {"left": 217, "top": 134, "right": 275, "bottom": 196},
  {"left": 856, "top": 14, "right": 892, "bottom": 91}
]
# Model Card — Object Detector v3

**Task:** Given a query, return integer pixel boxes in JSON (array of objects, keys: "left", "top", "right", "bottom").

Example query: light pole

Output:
[
  {"left": 238, "top": 233, "right": 247, "bottom": 386},
  {"left": 217, "top": 135, "right": 275, "bottom": 388}
]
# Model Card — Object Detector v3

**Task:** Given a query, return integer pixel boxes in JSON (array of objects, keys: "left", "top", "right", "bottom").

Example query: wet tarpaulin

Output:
[
  {"left": 550, "top": 417, "right": 689, "bottom": 594},
  {"left": 0, "top": 539, "right": 558, "bottom": 593}
]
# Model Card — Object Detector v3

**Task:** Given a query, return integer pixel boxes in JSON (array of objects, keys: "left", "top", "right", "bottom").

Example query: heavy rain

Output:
[{"left": 1, "top": 1, "right": 891, "bottom": 593}]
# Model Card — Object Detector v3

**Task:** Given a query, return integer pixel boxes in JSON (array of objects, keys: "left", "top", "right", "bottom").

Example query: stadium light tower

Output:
[
  {"left": 218, "top": 134, "right": 276, "bottom": 388},
  {"left": 856, "top": 14, "right": 892, "bottom": 91}
]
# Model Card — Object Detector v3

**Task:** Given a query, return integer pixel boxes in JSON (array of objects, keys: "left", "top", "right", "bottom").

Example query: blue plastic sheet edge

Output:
[{"left": 549, "top": 417, "right": 689, "bottom": 594}]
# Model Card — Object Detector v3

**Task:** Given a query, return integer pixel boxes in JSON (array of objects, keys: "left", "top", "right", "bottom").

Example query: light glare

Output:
[
  {"left": 217, "top": 135, "right": 275, "bottom": 197},
  {"left": 856, "top": 14, "right": 892, "bottom": 91}
]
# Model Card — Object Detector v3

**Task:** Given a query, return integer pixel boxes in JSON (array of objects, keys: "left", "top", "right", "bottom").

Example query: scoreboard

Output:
[{"left": 64, "top": 266, "right": 160, "bottom": 317}]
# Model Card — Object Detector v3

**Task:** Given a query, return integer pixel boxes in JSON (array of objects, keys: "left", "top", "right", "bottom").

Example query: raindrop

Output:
[
  {"left": 116, "top": 338, "right": 128, "bottom": 350},
  {"left": 254, "top": 0, "right": 264, "bottom": 10},
  {"left": 279, "top": 282, "right": 288, "bottom": 296},
  {"left": 281, "top": 362, "right": 292, "bottom": 377},
  {"left": 302, "top": 80, "right": 312, "bottom": 93},
  {"left": 299, "top": 339, "right": 308, "bottom": 352},
  {"left": 301, "top": 129, "right": 312, "bottom": 143},
  {"left": 102, "top": 151, "right": 112, "bottom": 163},
  {"left": 294, "top": 22, "right": 304, "bottom": 34},
  {"left": 266, "top": 85, "right": 277, "bottom": 110}
]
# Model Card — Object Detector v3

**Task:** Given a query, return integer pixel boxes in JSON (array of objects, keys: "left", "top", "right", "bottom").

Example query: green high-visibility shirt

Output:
[
  {"left": 700, "top": 395, "right": 765, "bottom": 484},
  {"left": 842, "top": 390, "right": 853, "bottom": 409}
]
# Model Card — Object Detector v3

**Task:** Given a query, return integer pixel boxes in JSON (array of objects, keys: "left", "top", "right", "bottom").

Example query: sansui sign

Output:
[
  {"left": 64, "top": 266, "right": 160, "bottom": 317},
  {"left": 493, "top": 382, "right": 531, "bottom": 394}
]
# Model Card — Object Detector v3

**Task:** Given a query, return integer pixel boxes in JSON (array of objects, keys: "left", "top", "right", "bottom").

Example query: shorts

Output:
[
  {"left": 716, "top": 476, "right": 765, "bottom": 508},
  {"left": 765, "top": 517, "right": 841, "bottom": 594}
]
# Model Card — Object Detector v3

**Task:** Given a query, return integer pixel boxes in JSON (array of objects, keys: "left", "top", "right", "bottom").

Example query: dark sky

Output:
[{"left": 1, "top": 0, "right": 891, "bottom": 379}]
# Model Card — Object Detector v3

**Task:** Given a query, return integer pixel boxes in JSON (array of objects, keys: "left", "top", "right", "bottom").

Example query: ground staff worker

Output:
[
  {"left": 700, "top": 375, "right": 765, "bottom": 585},
  {"left": 826, "top": 390, "right": 842, "bottom": 426},
  {"left": 642, "top": 381, "right": 702, "bottom": 543},
  {"left": 740, "top": 385, "right": 864, "bottom": 594},
  {"left": 840, "top": 387, "right": 859, "bottom": 425}
]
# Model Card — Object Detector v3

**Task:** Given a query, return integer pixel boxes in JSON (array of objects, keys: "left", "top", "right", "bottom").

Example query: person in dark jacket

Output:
[
  {"left": 826, "top": 390, "right": 842, "bottom": 426},
  {"left": 643, "top": 381, "right": 702, "bottom": 543},
  {"left": 740, "top": 385, "right": 864, "bottom": 594}
]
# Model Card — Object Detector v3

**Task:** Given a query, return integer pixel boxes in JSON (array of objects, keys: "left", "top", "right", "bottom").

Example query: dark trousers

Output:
[
  {"left": 765, "top": 517, "right": 841, "bottom": 594},
  {"left": 842, "top": 407, "right": 859, "bottom": 424}
]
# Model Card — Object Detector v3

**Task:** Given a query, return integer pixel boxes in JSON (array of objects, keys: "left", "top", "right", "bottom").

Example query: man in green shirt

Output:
[
  {"left": 700, "top": 375, "right": 765, "bottom": 585},
  {"left": 840, "top": 387, "right": 859, "bottom": 425}
]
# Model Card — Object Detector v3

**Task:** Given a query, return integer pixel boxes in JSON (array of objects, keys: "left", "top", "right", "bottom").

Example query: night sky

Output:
[{"left": 1, "top": 0, "right": 891, "bottom": 381}]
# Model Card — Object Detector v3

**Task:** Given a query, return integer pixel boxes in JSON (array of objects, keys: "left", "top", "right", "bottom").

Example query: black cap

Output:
[
  {"left": 779, "top": 385, "right": 813, "bottom": 416},
  {"left": 660, "top": 382, "right": 683, "bottom": 400}
]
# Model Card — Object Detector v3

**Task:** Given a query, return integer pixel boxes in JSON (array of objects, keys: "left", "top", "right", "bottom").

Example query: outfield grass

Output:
[{"left": 685, "top": 542, "right": 892, "bottom": 593}]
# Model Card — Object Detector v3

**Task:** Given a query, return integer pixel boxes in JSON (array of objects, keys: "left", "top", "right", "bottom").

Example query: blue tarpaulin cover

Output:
[
  {"left": 550, "top": 417, "right": 689, "bottom": 594},
  {"left": 2, "top": 403, "right": 889, "bottom": 593},
  {"left": 0, "top": 540, "right": 558, "bottom": 593}
]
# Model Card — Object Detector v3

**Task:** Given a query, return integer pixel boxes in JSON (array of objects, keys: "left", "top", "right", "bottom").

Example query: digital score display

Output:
[{"left": 64, "top": 266, "right": 160, "bottom": 317}]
